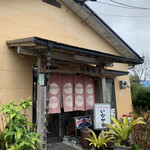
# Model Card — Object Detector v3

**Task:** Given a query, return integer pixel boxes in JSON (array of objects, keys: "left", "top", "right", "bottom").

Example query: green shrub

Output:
[
  {"left": 0, "top": 129, "right": 5, "bottom": 150},
  {"left": 132, "top": 86, "right": 150, "bottom": 109},
  {"left": 0, "top": 97, "right": 41, "bottom": 150},
  {"left": 131, "top": 144, "right": 142, "bottom": 150}
]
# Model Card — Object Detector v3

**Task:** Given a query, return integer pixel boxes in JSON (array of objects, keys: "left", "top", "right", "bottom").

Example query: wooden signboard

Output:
[{"left": 50, "top": 62, "right": 103, "bottom": 77}]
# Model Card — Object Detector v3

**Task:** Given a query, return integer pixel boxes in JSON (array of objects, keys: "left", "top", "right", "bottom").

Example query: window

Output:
[{"left": 106, "top": 78, "right": 116, "bottom": 109}]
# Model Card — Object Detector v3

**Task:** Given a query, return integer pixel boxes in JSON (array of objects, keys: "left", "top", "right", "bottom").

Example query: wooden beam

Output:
[
  {"left": 17, "top": 46, "right": 35, "bottom": 55},
  {"left": 13, "top": 46, "right": 114, "bottom": 68},
  {"left": 15, "top": 46, "right": 113, "bottom": 66},
  {"left": 51, "top": 52, "right": 74, "bottom": 62},
  {"left": 6, "top": 37, "right": 36, "bottom": 47}
]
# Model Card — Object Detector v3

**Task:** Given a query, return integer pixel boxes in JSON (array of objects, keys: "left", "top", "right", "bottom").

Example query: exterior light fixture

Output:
[{"left": 119, "top": 81, "right": 128, "bottom": 89}]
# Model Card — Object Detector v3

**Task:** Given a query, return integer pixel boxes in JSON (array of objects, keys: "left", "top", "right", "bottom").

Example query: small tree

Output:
[
  {"left": 129, "top": 52, "right": 150, "bottom": 109},
  {"left": 130, "top": 74, "right": 150, "bottom": 109},
  {"left": 130, "top": 52, "right": 150, "bottom": 84},
  {"left": 130, "top": 74, "right": 141, "bottom": 103}
]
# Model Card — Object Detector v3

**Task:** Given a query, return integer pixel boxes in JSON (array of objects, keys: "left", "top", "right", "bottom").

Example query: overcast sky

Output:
[{"left": 87, "top": 0, "right": 150, "bottom": 57}]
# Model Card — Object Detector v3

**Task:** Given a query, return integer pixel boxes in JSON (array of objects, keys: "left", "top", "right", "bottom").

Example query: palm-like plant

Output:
[
  {"left": 85, "top": 130, "right": 114, "bottom": 149},
  {"left": 105, "top": 116, "right": 146, "bottom": 146}
]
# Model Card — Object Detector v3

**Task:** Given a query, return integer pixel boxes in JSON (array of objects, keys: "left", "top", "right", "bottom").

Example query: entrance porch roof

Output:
[
  {"left": 6, "top": 36, "right": 130, "bottom": 77},
  {"left": 6, "top": 36, "right": 142, "bottom": 65}
]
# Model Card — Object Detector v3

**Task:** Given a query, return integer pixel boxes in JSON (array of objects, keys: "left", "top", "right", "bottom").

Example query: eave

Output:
[
  {"left": 6, "top": 37, "right": 142, "bottom": 65},
  {"left": 61, "top": 0, "right": 143, "bottom": 64}
]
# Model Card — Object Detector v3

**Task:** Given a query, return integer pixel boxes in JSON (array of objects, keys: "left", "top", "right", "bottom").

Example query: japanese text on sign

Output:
[{"left": 94, "top": 104, "right": 111, "bottom": 130}]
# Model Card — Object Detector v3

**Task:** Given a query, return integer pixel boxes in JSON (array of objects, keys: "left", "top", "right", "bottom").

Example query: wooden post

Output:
[
  {"left": 96, "top": 65, "right": 106, "bottom": 103},
  {"left": 99, "top": 77, "right": 106, "bottom": 103},
  {"left": 36, "top": 46, "right": 52, "bottom": 150},
  {"left": 37, "top": 85, "right": 46, "bottom": 145},
  {"left": 36, "top": 56, "right": 47, "bottom": 149}
]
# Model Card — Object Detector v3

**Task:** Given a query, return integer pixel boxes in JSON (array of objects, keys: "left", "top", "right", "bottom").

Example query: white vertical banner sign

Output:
[
  {"left": 94, "top": 103, "right": 111, "bottom": 130},
  {"left": 111, "top": 108, "right": 116, "bottom": 119},
  {"left": 39, "top": 73, "right": 45, "bottom": 86}
]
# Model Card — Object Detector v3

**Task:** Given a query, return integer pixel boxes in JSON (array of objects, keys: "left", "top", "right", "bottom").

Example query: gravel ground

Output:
[{"left": 47, "top": 142, "right": 80, "bottom": 150}]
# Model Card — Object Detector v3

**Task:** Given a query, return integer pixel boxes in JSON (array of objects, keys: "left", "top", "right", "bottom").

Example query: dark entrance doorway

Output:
[
  {"left": 32, "top": 70, "right": 94, "bottom": 143},
  {"left": 47, "top": 111, "right": 87, "bottom": 143}
]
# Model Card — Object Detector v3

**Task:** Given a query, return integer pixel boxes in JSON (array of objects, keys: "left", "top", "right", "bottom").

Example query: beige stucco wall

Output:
[
  {"left": 0, "top": 36, "right": 36, "bottom": 129},
  {"left": 0, "top": 0, "right": 132, "bottom": 129},
  {"left": 114, "top": 74, "right": 132, "bottom": 119},
  {"left": 0, "top": 0, "right": 122, "bottom": 56},
  {"left": 0, "top": 40, "right": 36, "bottom": 129},
  {"left": 106, "top": 63, "right": 129, "bottom": 72}
]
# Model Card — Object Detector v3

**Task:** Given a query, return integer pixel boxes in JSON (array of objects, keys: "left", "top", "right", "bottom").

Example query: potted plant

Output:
[
  {"left": 85, "top": 129, "right": 114, "bottom": 150},
  {"left": 105, "top": 116, "right": 146, "bottom": 150}
]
